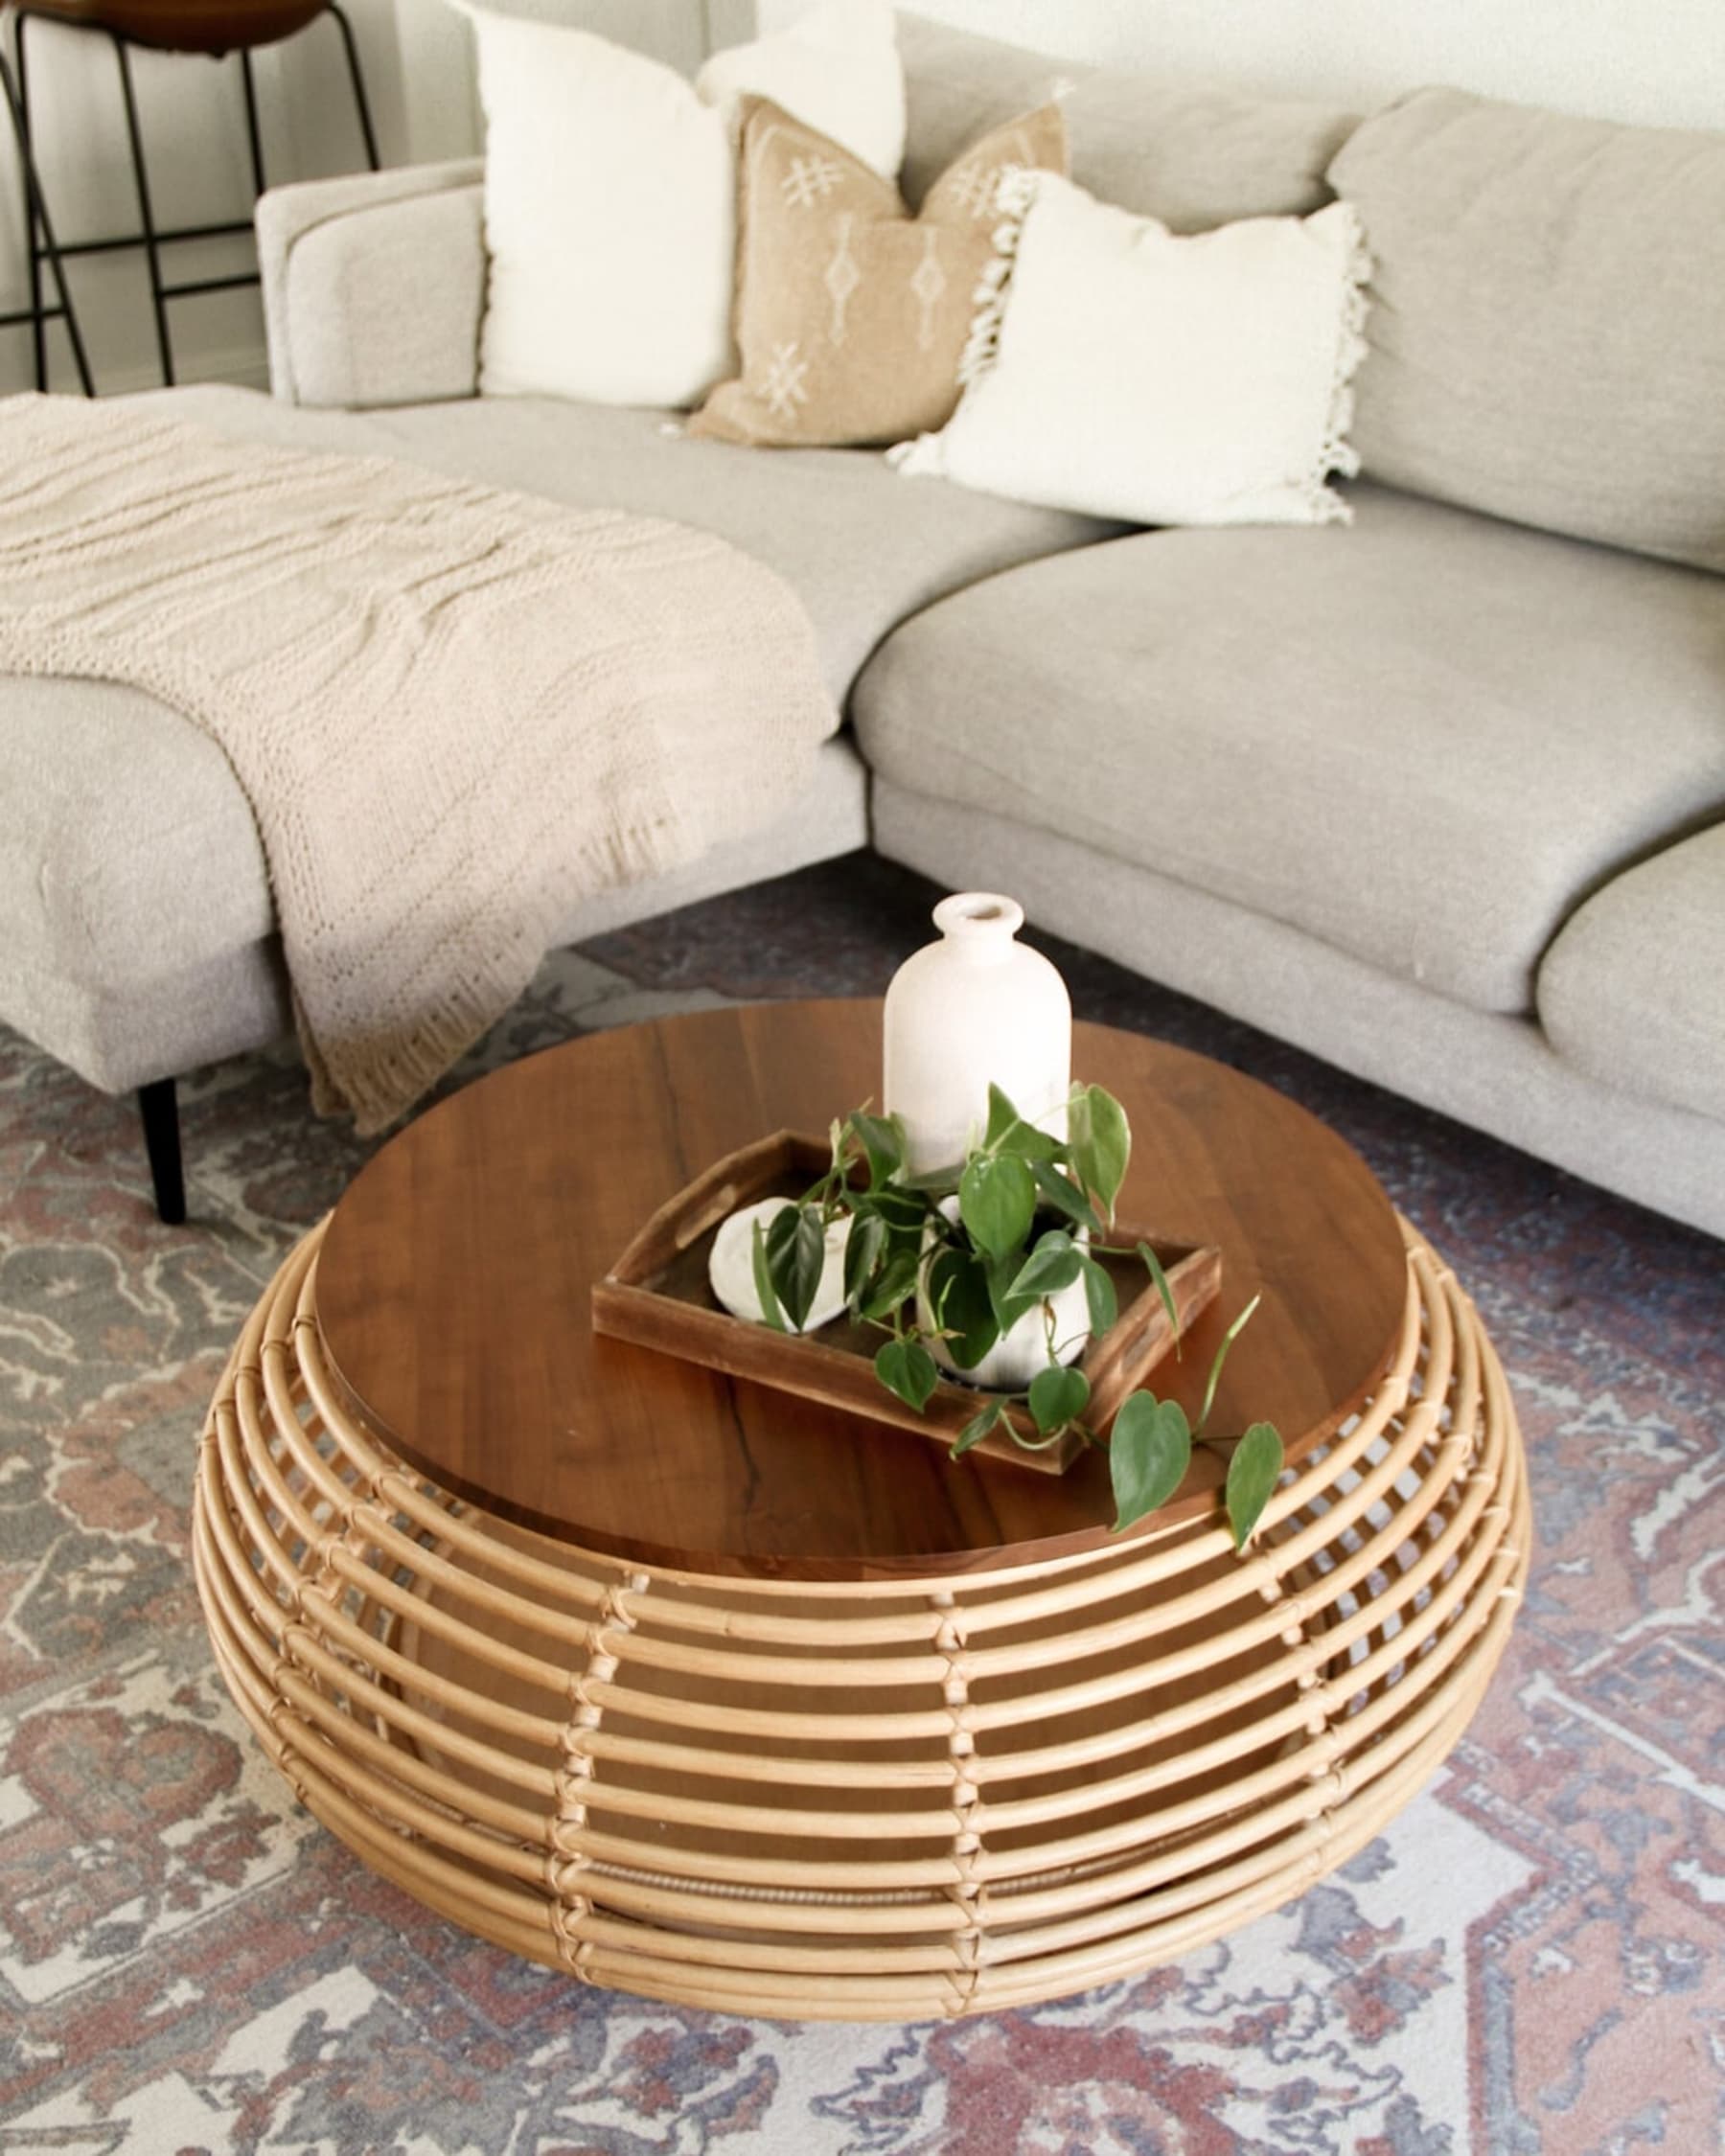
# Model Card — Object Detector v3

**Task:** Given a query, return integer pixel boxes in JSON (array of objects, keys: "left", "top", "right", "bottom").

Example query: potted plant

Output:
[{"left": 749, "top": 1081, "right": 1284, "bottom": 1548}]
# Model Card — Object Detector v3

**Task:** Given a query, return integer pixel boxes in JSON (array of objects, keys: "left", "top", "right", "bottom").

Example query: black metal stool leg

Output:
[
  {"left": 238, "top": 43, "right": 265, "bottom": 196},
  {"left": 109, "top": 31, "right": 173, "bottom": 383},
  {"left": 326, "top": 0, "right": 379, "bottom": 171},
  {"left": 2, "top": 34, "right": 93, "bottom": 394},
  {"left": 11, "top": 13, "right": 46, "bottom": 387},
  {"left": 137, "top": 1077, "right": 187, "bottom": 1226},
  {"left": 12, "top": 5, "right": 377, "bottom": 397}
]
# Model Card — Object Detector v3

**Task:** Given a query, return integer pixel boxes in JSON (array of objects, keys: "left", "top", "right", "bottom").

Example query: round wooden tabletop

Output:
[{"left": 314, "top": 1000, "right": 1408, "bottom": 1580}]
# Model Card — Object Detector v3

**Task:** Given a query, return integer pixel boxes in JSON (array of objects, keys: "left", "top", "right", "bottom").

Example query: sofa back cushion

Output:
[
  {"left": 896, "top": 13, "right": 1358, "bottom": 231},
  {"left": 1330, "top": 89, "right": 1725, "bottom": 575}
]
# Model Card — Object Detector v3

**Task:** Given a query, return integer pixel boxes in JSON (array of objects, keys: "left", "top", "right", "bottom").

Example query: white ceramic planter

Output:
[
  {"left": 883, "top": 892, "right": 1071, "bottom": 1176},
  {"left": 917, "top": 1200, "right": 1091, "bottom": 1392},
  {"left": 708, "top": 1199, "right": 850, "bottom": 1333}
]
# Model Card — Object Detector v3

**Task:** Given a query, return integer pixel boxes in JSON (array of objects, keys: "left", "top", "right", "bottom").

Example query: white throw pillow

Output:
[
  {"left": 463, "top": 0, "right": 906, "bottom": 410},
  {"left": 894, "top": 172, "right": 1371, "bottom": 527}
]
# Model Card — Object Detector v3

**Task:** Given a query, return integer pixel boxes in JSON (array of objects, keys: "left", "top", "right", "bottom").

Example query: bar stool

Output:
[
  {"left": 1, "top": 39, "right": 92, "bottom": 390},
  {"left": 12, "top": 1, "right": 379, "bottom": 388}
]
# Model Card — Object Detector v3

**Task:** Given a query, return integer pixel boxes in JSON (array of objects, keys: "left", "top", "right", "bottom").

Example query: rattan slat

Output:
[{"left": 193, "top": 1213, "right": 1528, "bottom": 2019}]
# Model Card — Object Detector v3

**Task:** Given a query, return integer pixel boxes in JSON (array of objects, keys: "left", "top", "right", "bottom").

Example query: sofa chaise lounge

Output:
[{"left": 3, "top": 14, "right": 1722, "bottom": 1236}]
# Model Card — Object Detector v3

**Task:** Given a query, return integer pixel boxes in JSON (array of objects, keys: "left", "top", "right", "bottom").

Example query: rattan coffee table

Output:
[{"left": 193, "top": 1000, "right": 1528, "bottom": 2020}]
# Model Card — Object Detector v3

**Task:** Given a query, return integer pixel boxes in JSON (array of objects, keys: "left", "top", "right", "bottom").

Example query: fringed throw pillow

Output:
[
  {"left": 893, "top": 170, "right": 1370, "bottom": 527},
  {"left": 689, "top": 99, "right": 1067, "bottom": 448}
]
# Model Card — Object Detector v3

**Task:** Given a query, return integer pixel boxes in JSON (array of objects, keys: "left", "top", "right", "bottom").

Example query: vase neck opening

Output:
[{"left": 932, "top": 892, "right": 1024, "bottom": 953}]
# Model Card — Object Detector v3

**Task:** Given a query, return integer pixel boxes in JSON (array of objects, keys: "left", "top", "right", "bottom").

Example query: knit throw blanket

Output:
[{"left": 0, "top": 395, "right": 837, "bottom": 1131}]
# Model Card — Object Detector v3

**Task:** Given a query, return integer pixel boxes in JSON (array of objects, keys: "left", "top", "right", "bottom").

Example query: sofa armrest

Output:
[{"left": 257, "top": 161, "right": 487, "bottom": 410}]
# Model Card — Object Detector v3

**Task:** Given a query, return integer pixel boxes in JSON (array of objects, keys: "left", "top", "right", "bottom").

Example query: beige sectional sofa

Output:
[{"left": 3, "top": 13, "right": 1722, "bottom": 1238}]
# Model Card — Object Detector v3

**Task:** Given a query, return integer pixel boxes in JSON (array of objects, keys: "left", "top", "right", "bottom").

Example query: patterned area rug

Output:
[{"left": 1, "top": 854, "right": 1719, "bottom": 2156}]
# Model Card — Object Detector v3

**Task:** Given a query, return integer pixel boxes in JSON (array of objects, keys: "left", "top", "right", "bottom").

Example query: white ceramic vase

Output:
[{"left": 882, "top": 892, "right": 1071, "bottom": 1176}]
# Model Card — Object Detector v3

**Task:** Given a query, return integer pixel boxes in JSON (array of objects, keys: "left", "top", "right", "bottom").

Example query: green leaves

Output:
[
  {"left": 841, "top": 1209, "right": 886, "bottom": 1310},
  {"left": 985, "top": 1252, "right": 1040, "bottom": 1340},
  {"left": 1109, "top": 1392, "right": 1192, "bottom": 1534},
  {"left": 868, "top": 1183, "right": 931, "bottom": 1248},
  {"left": 1005, "top": 1229, "right": 1084, "bottom": 1304},
  {"left": 874, "top": 1338, "right": 938, "bottom": 1414},
  {"left": 750, "top": 1218, "right": 784, "bottom": 1333},
  {"left": 1106, "top": 1289, "right": 1279, "bottom": 1542},
  {"left": 1079, "top": 1252, "right": 1117, "bottom": 1336},
  {"left": 981, "top": 1083, "right": 1022, "bottom": 1152},
  {"left": 953, "top": 1398, "right": 1007, "bottom": 1456},
  {"left": 1029, "top": 1364, "right": 1090, "bottom": 1434},
  {"left": 925, "top": 1246, "right": 1000, "bottom": 1370},
  {"left": 765, "top": 1202, "right": 828, "bottom": 1332},
  {"left": 847, "top": 1111, "right": 906, "bottom": 1192},
  {"left": 1067, "top": 1084, "right": 1131, "bottom": 1223},
  {"left": 1108, "top": 1388, "right": 1282, "bottom": 1546},
  {"left": 981, "top": 1083, "right": 1061, "bottom": 1161},
  {"left": 1029, "top": 1159, "right": 1105, "bottom": 1237},
  {"left": 1137, "top": 1240, "right": 1180, "bottom": 1350},
  {"left": 958, "top": 1152, "right": 1036, "bottom": 1260},
  {"left": 769, "top": 1083, "right": 1284, "bottom": 1563},
  {"left": 1225, "top": 1421, "right": 1284, "bottom": 1549},
  {"left": 1197, "top": 1292, "right": 1261, "bottom": 1433},
  {"left": 858, "top": 1250, "right": 919, "bottom": 1324}
]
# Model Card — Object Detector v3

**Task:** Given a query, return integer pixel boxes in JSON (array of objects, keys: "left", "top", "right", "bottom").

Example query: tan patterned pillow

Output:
[{"left": 688, "top": 96, "right": 1068, "bottom": 448}]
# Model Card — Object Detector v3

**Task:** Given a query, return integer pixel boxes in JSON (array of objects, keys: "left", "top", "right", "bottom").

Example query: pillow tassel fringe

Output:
[
  {"left": 889, "top": 164, "right": 1040, "bottom": 475},
  {"left": 1306, "top": 204, "right": 1373, "bottom": 525},
  {"left": 955, "top": 163, "right": 1041, "bottom": 391}
]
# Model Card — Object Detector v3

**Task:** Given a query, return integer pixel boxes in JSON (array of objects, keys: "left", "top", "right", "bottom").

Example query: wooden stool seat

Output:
[{"left": 18, "top": 1, "right": 327, "bottom": 54}]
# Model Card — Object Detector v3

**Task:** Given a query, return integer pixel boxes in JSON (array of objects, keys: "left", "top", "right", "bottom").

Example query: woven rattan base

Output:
[{"left": 193, "top": 1215, "right": 1527, "bottom": 2020}]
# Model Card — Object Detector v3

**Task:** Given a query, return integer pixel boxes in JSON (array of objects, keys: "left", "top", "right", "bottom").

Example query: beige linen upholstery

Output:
[
  {"left": 690, "top": 98, "right": 1067, "bottom": 447},
  {"left": 256, "top": 160, "right": 485, "bottom": 409},
  {"left": 895, "top": 12, "right": 1358, "bottom": 226},
  {"left": 261, "top": 392, "right": 1119, "bottom": 701},
  {"left": 1330, "top": 90, "right": 1725, "bottom": 573},
  {"left": 852, "top": 482, "right": 1725, "bottom": 1016},
  {"left": 872, "top": 778, "right": 1725, "bottom": 1243},
  {"left": 1539, "top": 825, "right": 1725, "bottom": 1125}
]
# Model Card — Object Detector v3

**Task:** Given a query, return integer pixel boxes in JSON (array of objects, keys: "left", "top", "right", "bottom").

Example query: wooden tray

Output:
[{"left": 591, "top": 1131, "right": 1222, "bottom": 1475}]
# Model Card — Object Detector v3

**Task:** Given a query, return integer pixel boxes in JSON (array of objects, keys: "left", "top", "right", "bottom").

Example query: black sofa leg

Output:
[{"left": 137, "top": 1078, "right": 186, "bottom": 1225}]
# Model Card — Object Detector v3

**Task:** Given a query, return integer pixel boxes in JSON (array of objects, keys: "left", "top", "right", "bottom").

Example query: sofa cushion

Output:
[
  {"left": 0, "top": 672, "right": 273, "bottom": 993},
  {"left": 896, "top": 12, "right": 1358, "bottom": 229},
  {"left": 1329, "top": 89, "right": 1725, "bottom": 576},
  {"left": 1538, "top": 825, "right": 1725, "bottom": 1125},
  {"left": 851, "top": 482, "right": 1725, "bottom": 1017},
  {"left": 249, "top": 390, "right": 1118, "bottom": 700}
]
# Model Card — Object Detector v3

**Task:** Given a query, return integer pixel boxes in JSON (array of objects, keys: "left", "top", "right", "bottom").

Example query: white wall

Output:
[
  {"left": 390, "top": 0, "right": 751, "bottom": 164},
  {"left": 769, "top": 0, "right": 1725, "bottom": 131}
]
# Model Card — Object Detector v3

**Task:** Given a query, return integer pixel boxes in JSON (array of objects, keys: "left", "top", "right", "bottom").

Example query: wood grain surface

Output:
[{"left": 314, "top": 1000, "right": 1408, "bottom": 1579}]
